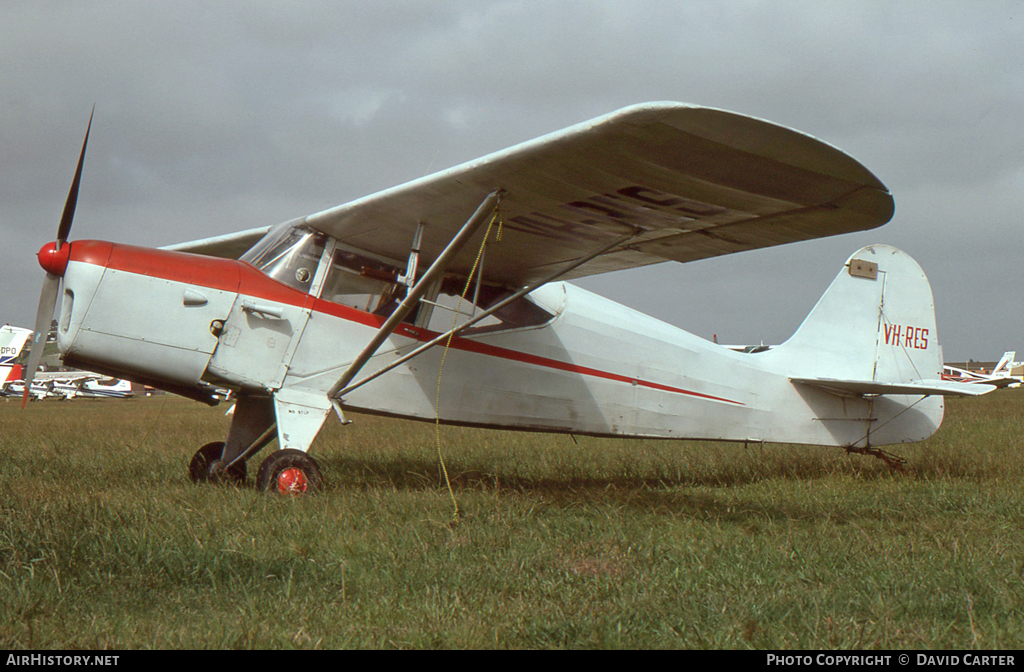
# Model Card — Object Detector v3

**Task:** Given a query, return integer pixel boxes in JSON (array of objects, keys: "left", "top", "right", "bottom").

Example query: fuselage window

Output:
[
  {"left": 420, "top": 277, "right": 553, "bottom": 334},
  {"left": 320, "top": 249, "right": 406, "bottom": 316},
  {"left": 314, "top": 245, "right": 555, "bottom": 333}
]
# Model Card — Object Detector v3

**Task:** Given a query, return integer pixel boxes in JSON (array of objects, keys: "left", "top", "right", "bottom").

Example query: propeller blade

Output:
[
  {"left": 21, "top": 274, "right": 61, "bottom": 408},
  {"left": 56, "top": 106, "right": 94, "bottom": 247},
  {"left": 23, "top": 108, "right": 95, "bottom": 408}
]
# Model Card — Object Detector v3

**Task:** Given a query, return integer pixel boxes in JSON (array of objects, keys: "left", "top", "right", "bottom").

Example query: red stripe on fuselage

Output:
[{"left": 68, "top": 241, "right": 743, "bottom": 406}]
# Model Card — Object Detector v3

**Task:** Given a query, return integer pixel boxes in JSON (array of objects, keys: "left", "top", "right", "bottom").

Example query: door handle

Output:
[{"left": 241, "top": 301, "right": 285, "bottom": 320}]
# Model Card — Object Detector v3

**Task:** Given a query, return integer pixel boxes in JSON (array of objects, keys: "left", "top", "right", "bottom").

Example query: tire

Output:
[
  {"left": 188, "top": 441, "right": 247, "bottom": 485},
  {"left": 256, "top": 449, "right": 323, "bottom": 495}
]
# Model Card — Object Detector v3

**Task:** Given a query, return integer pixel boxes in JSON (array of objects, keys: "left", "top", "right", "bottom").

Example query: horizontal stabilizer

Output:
[
  {"left": 792, "top": 377, "right": 996, "bottom": 397},
  {"left": 988, "top": 378, "right": 1019, "bottom": 389}
]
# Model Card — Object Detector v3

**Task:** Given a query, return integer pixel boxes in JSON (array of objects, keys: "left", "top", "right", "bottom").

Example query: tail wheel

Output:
[
  {"left": 188, "top": 441, "right": 247, "bottom": 485},
  {"left": 256, "top": 449, "right": 323, "bottom": 495}
]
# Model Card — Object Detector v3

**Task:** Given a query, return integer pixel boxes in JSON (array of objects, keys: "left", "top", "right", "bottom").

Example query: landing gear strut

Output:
[{"left": 187, "top": 394, "right": 327, "bottom": 494}]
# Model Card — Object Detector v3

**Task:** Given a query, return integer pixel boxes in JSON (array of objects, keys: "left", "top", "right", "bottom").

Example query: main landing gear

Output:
[
  {"left": 188, "top": 392, "right": 332, "bottom": 495},
  {"left": 189, "top": 445, "right": 324, "bottom": 495}
]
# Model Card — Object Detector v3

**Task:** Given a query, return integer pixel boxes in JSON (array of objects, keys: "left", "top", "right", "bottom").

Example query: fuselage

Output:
[{"left": 52, "top": 238, "right": 943, "bottom": 449}]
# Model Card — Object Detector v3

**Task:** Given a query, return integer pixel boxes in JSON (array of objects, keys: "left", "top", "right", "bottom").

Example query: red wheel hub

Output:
[{"left": 277, "top": 467, "right": 309, "bottom": 494}]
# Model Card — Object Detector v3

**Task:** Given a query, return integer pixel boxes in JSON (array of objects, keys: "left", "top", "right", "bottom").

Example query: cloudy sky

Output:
[{"left": 1, "top": 1, "right": 1021, "bottom": 361}]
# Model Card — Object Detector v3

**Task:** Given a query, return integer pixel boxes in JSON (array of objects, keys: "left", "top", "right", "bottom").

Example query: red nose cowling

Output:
[{"left": 38, "top": 241, "right": 71, "bottom": 276}]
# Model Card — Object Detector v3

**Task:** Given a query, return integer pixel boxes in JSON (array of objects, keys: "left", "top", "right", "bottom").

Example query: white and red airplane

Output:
[
  {"left": 1, "top": 324, "right": 32, "bottom": 393},
  {"left": 22, "top": 102, "right": 993, "bottom": 493}
]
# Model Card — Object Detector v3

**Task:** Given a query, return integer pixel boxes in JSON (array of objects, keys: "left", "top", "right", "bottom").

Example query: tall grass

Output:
[{"left": 1, "top": 390, "right": 1023, "bottom": 648}]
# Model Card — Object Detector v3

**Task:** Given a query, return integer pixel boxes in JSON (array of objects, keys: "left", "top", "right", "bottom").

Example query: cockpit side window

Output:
[
  {"left": 314, "top": 243, "right": 556, "bottom": 333},
  {"left": 241, "top": 224, "right": 326, "bottom": 293},
  {"left": 320, "top": 248, "right": 406, "bottom": 315}
]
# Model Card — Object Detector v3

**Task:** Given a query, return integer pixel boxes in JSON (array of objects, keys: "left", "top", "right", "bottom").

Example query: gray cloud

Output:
[{"left": 2, "top": 0, "right": 1022, "bottom": 360}]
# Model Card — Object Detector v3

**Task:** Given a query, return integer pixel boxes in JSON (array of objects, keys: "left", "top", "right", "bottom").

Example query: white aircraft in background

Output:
[
  {"left": 1, "top": 324, "right": 32, "bottom": 391},
  {"left": 49, "top": 376, "right": 134, "bottom": 399},
  {"left": 21, "top": 102, "right": 994, "bottom": 493},
  {"left": 943, "top": 352, "right": 1023, "bottom": 388},
  {"left": 78, "top": 377, "right": 134, "bottom": 398},
  {"left": 1, "top": 323, "right": 131, "bottom": 400},
  {"left": 4, "top": 380, "right": 51, "bottom": 400}
]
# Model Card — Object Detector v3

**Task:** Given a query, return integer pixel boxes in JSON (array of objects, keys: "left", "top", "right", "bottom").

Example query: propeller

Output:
[{"left": 22, "top": 108, "right": 94, "bottom": 409}]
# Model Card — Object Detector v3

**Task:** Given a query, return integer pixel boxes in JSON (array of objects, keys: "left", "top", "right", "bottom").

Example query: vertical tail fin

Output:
[
  {"left": 764, "top": 245, "right": 962, "bottom": 447},
  {"left": 775, "top": 244, "right": 943, "bottom": 384},
  {"left": 993, "top": 352, "right": 1016, "bottom": 375}
]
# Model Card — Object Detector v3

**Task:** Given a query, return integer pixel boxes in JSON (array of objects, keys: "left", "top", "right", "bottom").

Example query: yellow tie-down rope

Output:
[{"left": 434, "top": 204, "right": 504, "bottom": 523}]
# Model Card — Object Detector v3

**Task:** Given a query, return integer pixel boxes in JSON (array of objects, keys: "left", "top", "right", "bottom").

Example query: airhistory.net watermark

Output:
[{"left": 6, "top": 655, "right": 119, "bottom": 666}]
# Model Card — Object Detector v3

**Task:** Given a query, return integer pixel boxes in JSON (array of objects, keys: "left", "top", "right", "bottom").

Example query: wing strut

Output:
[
  {"left": 333, "top": 228, "right": 640, "bottom": 399},
  {"left": 326, "top": 190, "right": 503, "bottom": 398}
]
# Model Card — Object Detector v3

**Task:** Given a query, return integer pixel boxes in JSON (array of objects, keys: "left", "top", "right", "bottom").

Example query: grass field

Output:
[{"left": 1, "top": 389, "right": 1023, "bottom": 649}]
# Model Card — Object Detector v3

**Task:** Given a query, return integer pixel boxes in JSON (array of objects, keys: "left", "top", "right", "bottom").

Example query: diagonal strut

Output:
[
  {"left": 333, "top": 229, "right": 639, "bottom": 399},
  {"left": 326, "top": 189, "right": 503, "bottom": 398}
]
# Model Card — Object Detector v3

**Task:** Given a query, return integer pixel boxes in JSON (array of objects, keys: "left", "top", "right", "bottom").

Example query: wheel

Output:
[
  {"left": 256, "top": 449, "right": 323, "bottom": 495},
  {"left": 188, "top": 441, "right": 247, "bottom": 485}
]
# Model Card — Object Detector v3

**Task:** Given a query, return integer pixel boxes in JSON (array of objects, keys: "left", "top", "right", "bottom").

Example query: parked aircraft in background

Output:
[
  {"left": 1, "top": 324, "right": 32, "bottom": 386},
  {"left": 1, "top": 323, "right": 131, "bottom": 400},
  {"left": 943, "top": 352, "right": 1023, "bottom": 388},
  {"left": 4, "top": 371, "right": 134, "bottom": 401},
  {"left": 80, "top": 377, "right": 134, "bottom": 398},
  {"left": 4, "top": 379, "right": 51, "bottom": 401},
  {"left": 48, "top": 375, "right": 134, "bottom": 399},
  {"left": 21, "top": 102, "right": 995, "bottom": 494}
]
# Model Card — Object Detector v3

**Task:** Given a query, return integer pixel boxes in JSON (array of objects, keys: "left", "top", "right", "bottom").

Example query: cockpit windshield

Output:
[
  {"left": 240, "top": 223, "right": 327, "bottom": 292},
  {"left": 240, "top": 222, "right": 556, "bottom": 334}
]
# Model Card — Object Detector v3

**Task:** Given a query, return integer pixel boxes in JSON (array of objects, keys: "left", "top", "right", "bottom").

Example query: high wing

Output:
[
  {"left": 33, "top": 370, "right": 104, "bottom": 383},
  {"left": 163, "top": 225, "right": 272, "bottom": 259},
  {"left": 167, "top": 102, "right": 894, "bottom": 286}
]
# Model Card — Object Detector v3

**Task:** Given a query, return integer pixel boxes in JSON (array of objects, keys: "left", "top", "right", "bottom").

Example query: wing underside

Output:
[{"left": 167, "top": 102, "right": 895, "bottom": 285}]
